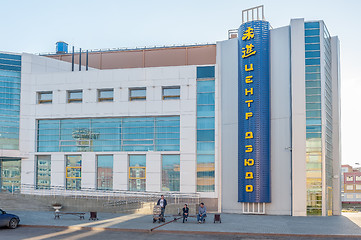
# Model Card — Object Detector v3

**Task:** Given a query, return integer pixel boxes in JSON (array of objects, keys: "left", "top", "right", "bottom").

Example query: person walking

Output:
[
  {"left": 197, "top": 202, "right": 207, "bottom": 223},
  {"left": 157, "top": 195, "right": 167, "bottom": 221},
  {"left": 182, "top": 204, "right": 189, "bottom": 223}
]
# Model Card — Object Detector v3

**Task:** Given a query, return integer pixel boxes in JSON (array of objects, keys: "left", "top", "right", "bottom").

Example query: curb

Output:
[{"left": 20, "top": 224, "right": 361, "bottom": 238}]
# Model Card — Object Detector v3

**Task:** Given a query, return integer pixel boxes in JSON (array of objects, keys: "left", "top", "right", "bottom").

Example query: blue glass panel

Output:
[
  {"left": 305, "top": 81, "right": 321, "bottom": 88},
  {"left": 197, "top": 105, "right": 215, "bottom": 117},
  {"left": 305, "top": 44, "right": 320, "bottom": 51},
  {"left": 197, "top": 117, "right": 215, "bottom": 129},
  {"left": 306, "top": 103, "right": 321, "bottom": 110},
  {"left": 197, "top": 81, "right": 215, "bottom": 93},
  {"left": 196, "top": 154, "right": 215, "bottom": 163},
  {"left": 156, "top": 132, "right": 179, "bottom": 139},
  {"left": 0, "top": 70, "right": 21, "bottom": 77},
  {"left": 305, "top": 58, "right": 320, "bottom": 65},
  {"left": 197, "top": 142, "right": 215, "bottom": 154},
  {"left": 156, "top": 120, "right": 180, "bottom": 127},
  {"left": 307, "top": 133, "right": 322, "bottom": 139},
  {"left": 129, "top": 155, "right": 146, "bottom": 167},
  {"left": 130, "top": 89, "right": 146, "bottom": 97},
  {"left": 0, "top": 53, "right": 21, "bottom": 61},
  {"left": 306, "top": 118, "right": 322, "bottom": 125},
  {"left": 306, "top": 95, "right": 321, "bottom": 102},
  {"left": 305, "top": 51, "right": 320, "bottom": 58},
  {"left": 305, "top": 36, "right": 320, "bottom": 43},
  {"left": 306, "top": 110, "right": 321, "bottom": 118},
  {"left": 197, "top": 130, "right": 215, "bottom": 141},
  {"left": 305, "top": 22, "right": 320, "bottom": 29},
  {"left": 0, "top": 59, "right": 21, "bottom": 66},
  {"left": 306, "top": 88, "right": 321, "bottom": 95},
  {"left": 305, "top": 29, "right": 320, "bottom": 36},
  {"left": 156, "top": 145, "right": 179, "bottom": 151},
  {"left": 306, "top": 66, "right": 321, "bottom": 73},
  {"left": 197, "top": 93, "right": 215, "bottom": 104},
  {"left": 197, "top": 66, "right": 215, "bottom": 79},
  {"left": 0, "top": 65, "right": 21, "bottom": 71},
  {"left": 155, "top": 127, "right": 179, "bottom": 133},
  {"left": 155, "top": 139, "right": 179, "bottom": 145},
  {"left": 306, "top": 125, "right": 321, "bottom": 132}
]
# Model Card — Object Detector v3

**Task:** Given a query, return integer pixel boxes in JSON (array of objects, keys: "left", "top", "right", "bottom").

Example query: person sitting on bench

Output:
[
  {"left": 182, "top": 204, "right": 189, "bottom": 223},
  {"left": 197, "top": 203, "right": 207, "bottom": 224}
]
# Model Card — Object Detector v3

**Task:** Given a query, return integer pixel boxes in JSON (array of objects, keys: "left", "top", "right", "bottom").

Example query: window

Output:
[
  {"left": 67, "top": 90, "right": 82, "bottom": 103},
  {"left": 129, "top": 155, "right": 146, "bottom": 191},
  {"left": 37, "top": 116, "right": 180, "bottom": 152},
  {"left": 97, "top": 155, "right": 113, "bottom": 190},
  {"left": 36, "top": 155, "right": 51, "bottom": 189},
  {"left": 162, "top": 86, "right": 180, "bottom": 100},
  {"left": 356, "top": 176, "right": 361, "bottom": 181},
  {"left": 98, "top": 89, "right": 113, "bottom": 102},
  {"left": 162, "top": 155, "right": 180, "bottom": 191},
  {"left": 129, "top": 88, "right": 146, "bottom": 101},
  {"left": 346, "top": 176, "right": 354, "bottom": 182},
  {"left": 346, "top": 185, "right": 354, "bottom": 191},
  {"left": 37, "top": 91, "right": 52, "bottom": 104},
  {"left": 196, "top": 66, "right": 215, "bottom": 192},
  {"left": 356, "top": 185, "right": 361, "bottom": 191},
  {"left": 346, "top": 194, "right": 354, "bottom": 199},
  {"left": 66, "top": 155, "right": 81, "bottom": 190}
]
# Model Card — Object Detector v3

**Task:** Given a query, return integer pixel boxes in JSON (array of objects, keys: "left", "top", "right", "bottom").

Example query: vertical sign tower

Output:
[{"left": 238, "top": 6, "right": 271, "bottom": 203}]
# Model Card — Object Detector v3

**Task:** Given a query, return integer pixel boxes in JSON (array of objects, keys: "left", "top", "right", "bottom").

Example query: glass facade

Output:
[
  {"left": 304, "top": 21, "right": 333, "bottom": 215},
  {"left": 37, "top": 116, "right": 180, "bottom": 152},
  {"left": 66, "top": 155, "right": 81, "bottom": 190},
  {"left": 0, "top": 53, "right": 21, "bottom": 150},
  {"left": 0, "top": 158, "right": 21, "bottom": 192},
  {"left": 196, "top": 66, "right": 215, "bottom": 192},
  {"left": 162, "top": 155, "right": 180, "bottom": 191},
  {"left": 97, "top": 155, "right": 113, "bottom": 190},
  {"left": 36, "top": 155, "right": 51, "bottom": 189},
  {"left": 129, "top": 155, "right": 146, "bottom": 191}
]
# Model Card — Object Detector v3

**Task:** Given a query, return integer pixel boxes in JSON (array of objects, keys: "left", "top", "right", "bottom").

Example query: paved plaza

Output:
[{"left": 2, "top": 210, "right": 361, "bottom": 239}]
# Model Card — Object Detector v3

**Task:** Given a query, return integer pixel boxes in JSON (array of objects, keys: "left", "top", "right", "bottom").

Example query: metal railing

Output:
[{"left": 2, "top": 183, "right": 200, "bottom": 206}]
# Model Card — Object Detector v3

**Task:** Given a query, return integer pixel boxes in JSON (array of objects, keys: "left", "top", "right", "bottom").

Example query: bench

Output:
[{"left": 54, "top": 212, "right": 85, "bottom": 220}]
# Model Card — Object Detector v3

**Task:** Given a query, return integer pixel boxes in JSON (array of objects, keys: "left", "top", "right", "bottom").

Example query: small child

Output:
[{"left": 182, "top": 204, "right": 189, "bottom": 223}]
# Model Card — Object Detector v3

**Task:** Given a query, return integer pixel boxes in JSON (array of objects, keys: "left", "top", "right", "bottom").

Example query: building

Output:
[
  {"left": 341, "top": 165, "right": 361, "bottom": 205},
  {"left": 0, "top": 6, "right": 341, "bottom": 216}
]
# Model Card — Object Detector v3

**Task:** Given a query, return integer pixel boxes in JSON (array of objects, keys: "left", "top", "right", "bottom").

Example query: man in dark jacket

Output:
[{"left": 157, "top": 195, "right": 167, "bottom": 220}]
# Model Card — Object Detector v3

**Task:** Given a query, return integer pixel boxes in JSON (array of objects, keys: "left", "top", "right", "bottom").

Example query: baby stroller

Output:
[{"left": 152, "top": 205, "right": 165, "bottom": 223}]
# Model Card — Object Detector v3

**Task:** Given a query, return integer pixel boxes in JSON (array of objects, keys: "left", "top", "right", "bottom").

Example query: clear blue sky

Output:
[{"left": 1, "top": 0, "right": 359, "bottom": 166}]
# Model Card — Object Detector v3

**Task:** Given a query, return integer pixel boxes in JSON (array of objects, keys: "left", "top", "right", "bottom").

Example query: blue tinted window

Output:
[
  {"left": 306, "top": 81, "right": 321, "bottom": 88},
  {"left": 305, "top": 22, "right": 320, "bottom": 29},
  {"left": 306, "top": 88, "right": 321, "bottom": 95},
  {"left": 197, "top": 105, "right": 215, "bottom": 117},
  {"left": 197, "top": 142, "right": 215, "bottom": 154},
  {"left": 197, "top": 93, "right": 215, "bottom": 104},
  {"left": 197, "top": 117, "right": 215, "bottom": 129},
  {"left": 305, "top": 44, "right": 320, "bottom": 51},
  {"left": 197, "top": 130, "right": 215, "bottom": 141},
  {"left": 0, "top": 53, "right": 21, "bottom": 60},
  {"left": 306, "top": 133, "right": 322, "bottom": 139},
  {"left": 37, "top": 116, "right": 180, "bottom": 152},
  {"left": 305, "top": 73, "right": 321, "bottom": 80},
  {"left": 305, "top": 36, "right": 320, "bottom": 44},
  {"left": 0, "top": 65, "right": 21, "bottom": 71},
  {"left": 306, "top": 118, "right": 322, "bottom": 125},
  {"left": 306, "top": 103, "right": 321, "bottom": 110},
  {"left": 197, "top": 66, "right": 215, "bottom": 79},
  {"left": 306, "top": 66, "right": 321, "bottom": 73},
  {"left": 197, "top": 81, "right": 215, "bottom": 93},
  {"left": 305, "top": 51, "right": 320, "bottom": 58},
  {"left": 306, "top": 125, "right": 321, "bottom": 132},
  {"left": 306, "top": 95, "right": 321, "bottom": 102},
  {"left": 305, "top": 58, "right": 320, "bottom": 65},
  {"left": 306, "top": 110, "right": 321, "bottom": 118},
  {"left": 305, "top": 29, "right": 320, "bottom": 36}
]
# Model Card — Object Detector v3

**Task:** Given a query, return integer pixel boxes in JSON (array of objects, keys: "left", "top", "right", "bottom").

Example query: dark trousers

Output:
[
  {"left": 159, "top": 207, "right": 165, "bottom": 218},
  {"left": 183, "top": 213, "right": 188, "bottom": 222}
]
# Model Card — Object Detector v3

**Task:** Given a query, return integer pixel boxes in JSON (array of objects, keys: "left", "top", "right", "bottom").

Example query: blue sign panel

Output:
[{"left": 238, "top": 20, "right": 270, "bottom": 203}]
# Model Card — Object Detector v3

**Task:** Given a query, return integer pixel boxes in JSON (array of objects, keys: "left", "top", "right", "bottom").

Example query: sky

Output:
[{"left": 0, "top": 0, "right": 360, "bottom": 166}]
